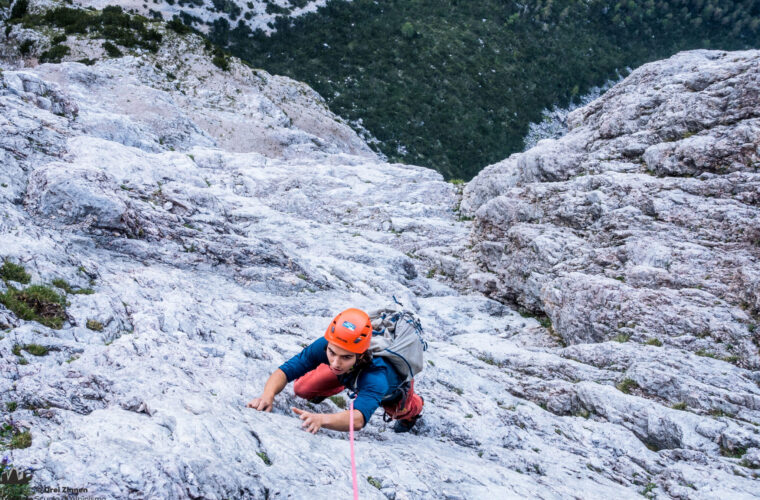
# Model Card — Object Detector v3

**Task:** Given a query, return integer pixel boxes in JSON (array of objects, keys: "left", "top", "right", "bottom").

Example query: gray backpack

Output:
[{"left": 367, "top": 299, "right": 428, "bottom": 385}]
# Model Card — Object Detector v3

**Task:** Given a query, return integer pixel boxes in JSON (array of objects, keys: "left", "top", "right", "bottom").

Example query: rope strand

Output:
[{"left": 349, "top": 398, "right": 359, "bottom": 500}]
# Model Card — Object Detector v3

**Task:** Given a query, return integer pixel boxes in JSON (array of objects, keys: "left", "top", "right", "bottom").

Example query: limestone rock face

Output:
[
  {"left": 1, "top": 16, "right": 759, "bottom": 500},
  {"left": 463, "top": 50, "right": 760, "bottom": 370}
]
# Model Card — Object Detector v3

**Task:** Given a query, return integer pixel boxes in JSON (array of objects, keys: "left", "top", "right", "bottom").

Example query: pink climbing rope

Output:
[{"left": 349, "top": 398, "right": 359, "bottom": 500}]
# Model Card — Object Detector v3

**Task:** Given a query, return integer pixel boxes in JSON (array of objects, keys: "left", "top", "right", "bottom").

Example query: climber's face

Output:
[{"left": 326, "top": 342, "right": 358, "bottom": 376}]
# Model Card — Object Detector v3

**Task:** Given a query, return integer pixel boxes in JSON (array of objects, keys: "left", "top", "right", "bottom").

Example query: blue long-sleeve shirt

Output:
[{"left": 279, "top": 337, "right": 403, "bottom": 424}]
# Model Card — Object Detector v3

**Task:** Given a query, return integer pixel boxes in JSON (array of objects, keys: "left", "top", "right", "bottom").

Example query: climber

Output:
[{"left": 246, "top": 308, "right": 424, "bottom": 433}]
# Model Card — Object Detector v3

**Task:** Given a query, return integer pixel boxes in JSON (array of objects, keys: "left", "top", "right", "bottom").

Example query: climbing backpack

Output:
[{"left": 365, "top": 298, "right": 428, "bottom": 418}]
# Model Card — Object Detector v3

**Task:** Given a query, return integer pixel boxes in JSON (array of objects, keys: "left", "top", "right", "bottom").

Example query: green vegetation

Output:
[
  {"left": 671, "top": 401, "right": 687, "bottom": 410},
  {"left": 0, "top": 284, "right": 67, "bottom": 329},
  {"left": 167, "top": 15, "right": 192, "bottom": 35},
  {"left": 720, "top": 446, "right": 747, "bottom": 459},
  {"left": 39, "top": 43, "right": 70, "bottom": 63},
  {"left": 613, "top": 333, "right": 630, "bottom": 343},
  {"left": 0, "top": 460, "right": 31, "bottom": 499},
  {"left": 1, "top": 422, "right": 31, "bottom": 450},
  {"left": 367, "top": 476, "right": 382, "bottom": 489},
  {"left": 86, "top": 319, "right": 104, "bottom": 331},
  {"left": 22, "top": 343, "right": 49, "bottom": 356},
  {"left": 256, "top": 451, "right": 272, "bottom": 466},
  {"left": 215, "top": 0, "right": 760, "bottom": 180},
  {"left": 9, "top": 0, "right": 27, "bottom": 20},
  {"left": 328, "top": 395, "right": 346, "bottom": 409},
  {"left": 103, "top": 41, "right": 123, "bottom": 57},
  {"left": 52, "top": 278, "right": 94, "bottom": 295},
  {"left": 5, "top": 402, "right": 17, "bottom": 412},
  {"left": 616, "top": 378, "right": 639, "bottom": 394},
  {"left": 645, "top": 338, "right": 663, "bottom": 347},
  {"left": 10, "top": 430, "right": 31, "bottom": 449},
  {"left": 18, "top": 38, "right": 33, "bottom": 55},
  {"left": 9, "top": 5, "right": 163, "bottom": 55},
  {"left": 0, "top": 261, "right": 30, "bottom": 284},
  {"left": 641, "top": 483, "right": 657, "bottom": 498}
]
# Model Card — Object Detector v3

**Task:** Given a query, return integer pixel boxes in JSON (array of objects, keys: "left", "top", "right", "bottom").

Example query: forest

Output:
[{"left": 208, "top": 0, "right": 760, "bottom": 179}]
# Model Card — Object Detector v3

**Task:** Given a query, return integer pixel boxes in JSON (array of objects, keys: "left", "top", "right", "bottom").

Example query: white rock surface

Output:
[
  {"left": 1, "top": 12, "right": 759, "bottom": 500},
  {"left": 463, "top": 50, "right": 760, "bottom": 369}
]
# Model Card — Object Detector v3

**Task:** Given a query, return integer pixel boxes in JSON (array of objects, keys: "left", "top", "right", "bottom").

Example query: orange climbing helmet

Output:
[{"left": 324, "top": 308, "right": 372, "bottom": 354}]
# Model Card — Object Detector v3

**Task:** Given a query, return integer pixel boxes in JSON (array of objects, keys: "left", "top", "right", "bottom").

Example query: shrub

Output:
[
  {"left": 51, "top": 33, "right": 67, "bottom": 44},
  {"left": 0, "top": 261, "right": 30, "bottom": 284},
  {"left": 671, "top": 402, "right": 687, "bottom": 410},
  {"left": 18, "top": 39, "right": 34, "bottom": 55},
  {"left": 212, "top": 53, "right": 230, "bottom": 71},
  {"left": 103, "top": 41, "right": 122, "bottom": 57},
  {"left": 167, "top": 16, "right": 192, "bottom": 34},
  {"left": 39, "top": 44, "right": 70, "bottom": 63},
  {"left": 9, "top": 0, "right": 28, "bottom": 20},
  {"left": 400, "top": 21, "right": 416, "bottom": 39},
  {"left": 645, "top": 338, "right": 663, "bottom": 347}
]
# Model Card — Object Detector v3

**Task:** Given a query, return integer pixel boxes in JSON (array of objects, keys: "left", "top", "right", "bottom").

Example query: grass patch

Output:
[
  {"left": 695, "top": 349, "right": 717, "bottom": 359},
  {"left": 86, "top": 319, "right": 104, "bottom": 331},
  {"left": 328, "top": 395, "right": 346, "bottom": 409},
  {"left": 613, "top": 333, "right": 630, "bottom": 343},
  {"left": 367, "top": 476, "right": 382, "bottom": 489},
  {"left": 5, "top": 401, "right": 17, "bottom": 412},
  {"left": 645, "top": 338, "right": 662, "bottom": 347},
  {"left": 23, "top": 343, "right": 48, "bottom": 356},
  {"left": 641, "top": 483, "right": 656, "bottom": 498},
  {"left": 0, "top": 261, "right": 30, "bottom": 284},
  {"left": 710, "top": 408, "right": 736, "bottom": 418},
  {"left": 52, "top": 278, "right": 94, "bottom": 295},
  {"left": 0, "top": 284, "right": 67, "bottom": 329},
  {"left": 477, "top": 354, "right": 497, "bottom": 366},
  {"left": 256, "top": 451, "right": 272, "bottom": 466},
  {"left": 720, "top": 446, "right": 747, "bottom": 459},
  {"left": 616, "top": 378, "right": 639, "bottom": 394},
  {"left": 10, "top": 430, "right": 31, "bottom": 449},
  {"left": 671, "top": 402, "right": 687, "bottom": 411},
  {"left": 537, "top": 316, "right": 552, "bottom": 329}
]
